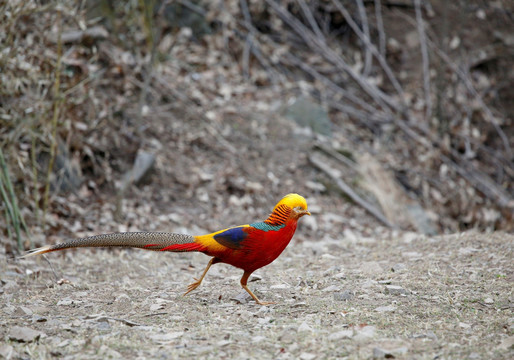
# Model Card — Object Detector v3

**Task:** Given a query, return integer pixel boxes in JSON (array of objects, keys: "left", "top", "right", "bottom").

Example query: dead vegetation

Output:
[
  {"left": 1, "top": 1, "right": 512, "bottom": 252},
  {"left": 1, "top": 1, "right": 513, "bottom": 358}
]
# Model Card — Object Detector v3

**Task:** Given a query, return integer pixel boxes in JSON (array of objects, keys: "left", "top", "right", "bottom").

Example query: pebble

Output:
[
  {"left": 14, "top": 306, "right": 33, "bottom": 316},
  {"left": 498, "top": 335, "right": 514, "bottom": 350},
  {"left": 372, "top": 347, "right": 391, "bottom": 359},
  {"left": 484, "top": 297, "right": 494, "bottom": 304},
  {"left": 334, "top": 290, "right": 354, "bottom": 301},
  {"left": 322, "top": 285, "right": 340, "bottom": 292},
  {"left": 149, "top": 331, "right": 184, "bottom": 343},
  {"left": 328, "top": 330, "right": 353, "bottom": 340},
  {"left": 359, "top": 261, "right": 383, "bottom": 275},
  {"left": 391, "top": 263, "right": 407, "bottom": 272},
  {"left": 298, "top": 322, "right": 313, "bottom": 332},
  {"left": 385, "top": 285, "right": 409, "bottom": 295},
  {"left": 354, "top": 325, "right": 376, "bottom": 340},
  {"left": 0, "top": 344, "right": 13, "bottom": 359},
  {"left": 8, "top": 326, "right": 44, "bottom": 343},
  {"left": 299, "top": 352, "right": 317, "bottom": 360},
  {"left": 375, "top": 305, "right": 396, "bottom": 312}
]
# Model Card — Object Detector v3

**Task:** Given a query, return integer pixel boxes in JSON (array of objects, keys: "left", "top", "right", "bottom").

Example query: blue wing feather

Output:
[{"left": 213, "top": 226, "right": 249, "bottom": 249}]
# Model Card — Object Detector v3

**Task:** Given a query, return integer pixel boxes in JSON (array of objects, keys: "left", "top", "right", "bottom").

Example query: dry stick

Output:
[
  {"left": 314, "top": 142, "right": 359, "bottom": 172},
  {"left": 308, "top": 153, "right": 396, "bottom": 228},
  {"left": 374, "top": 0, "right": 386, "bottom": 57},
  {"left": 414, "top": 0, "right": 432, "bottom": 122},
  {"left": 283, "top": 52, "right": 392, "bottom": 120},
  {"left": 394, "top": 117, "right": 513, "bottom": 208},
  {"left": 42, "top": 10, "right": 63, "bottom": 230},
  {"left": 355, "top": 0, "right": 372, "bottom": 77},
  {"left": 297, "top": 0, "right": 325, "bottom": 42},
  {"left": 330, "top": 0, "right": 405, "bottom": 107},
  {"left": 264, "top": 0, "right": 394, "bottom": 112},
  {"left": 397, "top": 10, "right": 512, "bottom": 158},
  {"left": 242, "top": 33, "right": 253, "bottom": 80},
  {"left": 240, "top": 0, "right": 252, "bottom": 80},
  {"left": 238, "top": 0, "right": 284, "bottom": 84},
  {"left": 432, "top": 44, "right": 512, "bottom": 158}
]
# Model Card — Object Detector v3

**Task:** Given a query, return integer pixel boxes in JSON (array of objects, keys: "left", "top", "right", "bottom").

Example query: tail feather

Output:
[{"left": 20, "top": 232, "right": 200, "bottom": 258}]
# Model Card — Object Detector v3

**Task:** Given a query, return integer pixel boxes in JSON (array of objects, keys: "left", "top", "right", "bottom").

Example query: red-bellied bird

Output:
[{"left": 23, "top": 194, "right": 310, "bottom": 305}]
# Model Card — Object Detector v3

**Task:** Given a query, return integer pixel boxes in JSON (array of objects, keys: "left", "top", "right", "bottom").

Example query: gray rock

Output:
[
  {"left": 385, "top": 285, "right": 410, "bottom": 295},
  {"left": 285, "top": 96, "right": 332, "bottom": 136},
  {"left": 334, "top": 290, "right": 354, "bottom": 301},
  {"left": 375, "top": 305, "right": 396, "bottom": 312},
  {"left": 8, "top": 326, "right": 44, "bottom": 343},
  {"left": 298, "top": 322, "right": 313, "bottom": 332},
  {"left": 391, "top": 263, "right": 407, "bottom": 272},
  {"left": 372, "top": 347, "right": 392, "bottom": 359},
  {"left": 0, "top": 344, "right": 14, "bottom": 359},
  {"left": 328, "top": 329, "right": 353, "bottom": 340}
]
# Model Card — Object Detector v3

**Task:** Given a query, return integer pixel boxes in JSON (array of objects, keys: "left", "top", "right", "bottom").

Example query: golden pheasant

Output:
[{"left": 23, "top": 194, "right": 310, "bottom": 305}]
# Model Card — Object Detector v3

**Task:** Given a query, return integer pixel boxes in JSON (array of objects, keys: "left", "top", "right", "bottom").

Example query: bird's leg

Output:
[
  {"left": 240, "top": 271, "right": 276, "bottom": 306},
  {"left": 184, "top": 257, "right": 217, "bottom": 296}
]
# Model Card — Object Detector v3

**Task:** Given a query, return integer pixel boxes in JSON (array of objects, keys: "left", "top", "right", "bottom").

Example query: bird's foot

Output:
[
  {"left": 184, "top": 278, "right": 201, "bottom": 296},
  {"left": 255, "top": 300, "right": 276, "bottom": 306}
]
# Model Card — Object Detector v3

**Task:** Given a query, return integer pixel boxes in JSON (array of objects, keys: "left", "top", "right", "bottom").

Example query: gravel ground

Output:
[{"left": 2, "top": 231, "right": 513, "bottom": 359}]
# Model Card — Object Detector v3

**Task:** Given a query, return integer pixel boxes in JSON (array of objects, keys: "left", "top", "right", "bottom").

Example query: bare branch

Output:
[
  {"left": 374, "top": 0, "right": 386, "bottom": 57},
  {"left": 331, "top": 0, "right": 406, "bottom": 104},
  {"left": 309, "top": 153, "right": 396, "bottom": 228},
  {"left": 355, "top": 0, "right": 372, "bottom": 76},
  {"left": 297, "top": 0, "right": 325, "bottom": 42},
  {"left": 414, "top": 0, "right": 432, "bottom": 122}
]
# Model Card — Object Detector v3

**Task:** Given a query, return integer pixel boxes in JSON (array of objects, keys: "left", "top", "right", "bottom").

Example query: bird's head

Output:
[{"left": 274, "top": 193, "right": 310, "bottom": 219}]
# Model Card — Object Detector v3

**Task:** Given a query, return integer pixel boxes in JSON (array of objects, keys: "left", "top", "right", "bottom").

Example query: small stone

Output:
[
  {"left": 328, "top": 330, "right": 353, "bottom": 340},
  {"left": 484, "top": 297, "right": 494, "bottom": 304},
  {"left": 14, "top": 306, "right": 33, "bottom": 316},
  {"left": 299, "top": 352, "right": 317, "bottom": 360},
  {"left": 149, "top": 331, "right": 184, "bottom": 343},
  {"left": 150, "top": 303, "right": 165, "bottom": 311},
  {"left": 251, "top": 336, "right": 265, "bottom": 343},
  {"left": 391, "top": 263, "right": 407, "bottom": 272},
  {"left": 57, "top": 299, "right": 76, "bottom": 306},
  {"left": 375, "top": 305, "right": 396, "bottom": 312},
  {"left": 8, "top": 326, "right": 44, "bottom": 343},
  {"left": 298, "top": 322, "right": 313, "bottom": 332},
  {"left": 231, "top": 292, "right": 251, "bottom": 304},
  {"left": 0, "top": 344, "right": 14, "bottom": 359},
  {"left": 322, "top": 285, "right": 340, "bottom": 292},
  {"left": 372, "top": 347, "right": 392, "bottom": 359},
  {"left": 270, "top": 284, "right": 289, "bottom": 289},
  {"left": 334, "top": 290, "right": 354, "bottom": 301},
  {"left": 385, "top": 285, "right": 409, "bottom": 295},
  {"left": 378, "top": 279, "right": 392, "bottom": 285},
  {"left": 498, "top": 335, "right": 514, "bottom": 350},
  {"left": 459, "top": 322, "right": 471, "bottom": 329},
  {"left": 359, "top": 261, "right": 383, "bottom": 275},
  {"left": 354, "top": 325, "right": 376, "bottom": 340}
]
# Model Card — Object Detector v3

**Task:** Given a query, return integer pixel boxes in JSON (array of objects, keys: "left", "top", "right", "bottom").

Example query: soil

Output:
[{"left": 2, "top": 231, "right": 513, "bottom": 359}]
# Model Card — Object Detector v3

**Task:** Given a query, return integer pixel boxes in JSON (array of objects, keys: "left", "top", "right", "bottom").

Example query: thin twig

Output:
[
  {"left": 374, "top": 0, "right": 386, "bottom": 57},
  {"left": 42, "top": 10, "right": 63, "bottom": 230},
  {"left": 414, "top": 0, "right": 432, "bottom": 121},
  {"left": 355, "top": 0, "right": 372, "bottom": 76},
  {"left": 297, "top": 0, "right": 325, "bottom": 42},
  {"left": 309, "top": 153, "right": 396, "bottom": 228},
  {"left": 265, "top": 0, "right": 395, "bottom": 112}
]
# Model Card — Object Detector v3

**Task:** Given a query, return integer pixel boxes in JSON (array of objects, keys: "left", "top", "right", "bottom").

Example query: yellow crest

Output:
[{"left": 274, "top": 193, "right": 308, "bottom": 211}]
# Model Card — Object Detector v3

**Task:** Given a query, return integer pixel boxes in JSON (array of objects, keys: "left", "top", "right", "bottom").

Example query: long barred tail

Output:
[{"left": 21, "top": 232, "right": 204, "bottom": 258}]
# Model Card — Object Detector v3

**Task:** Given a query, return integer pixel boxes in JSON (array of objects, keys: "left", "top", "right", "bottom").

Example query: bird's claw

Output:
[
  {"left": 255, "top": 300, "right": 276, "bottom": 306},
  {"left": 184, "top": 280, "right": 201, "bottom": 296}
]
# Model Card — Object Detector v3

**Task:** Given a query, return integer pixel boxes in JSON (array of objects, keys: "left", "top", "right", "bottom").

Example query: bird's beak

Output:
[{"left": 302, "top": 210, "right": 311, "bottom": 217}]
